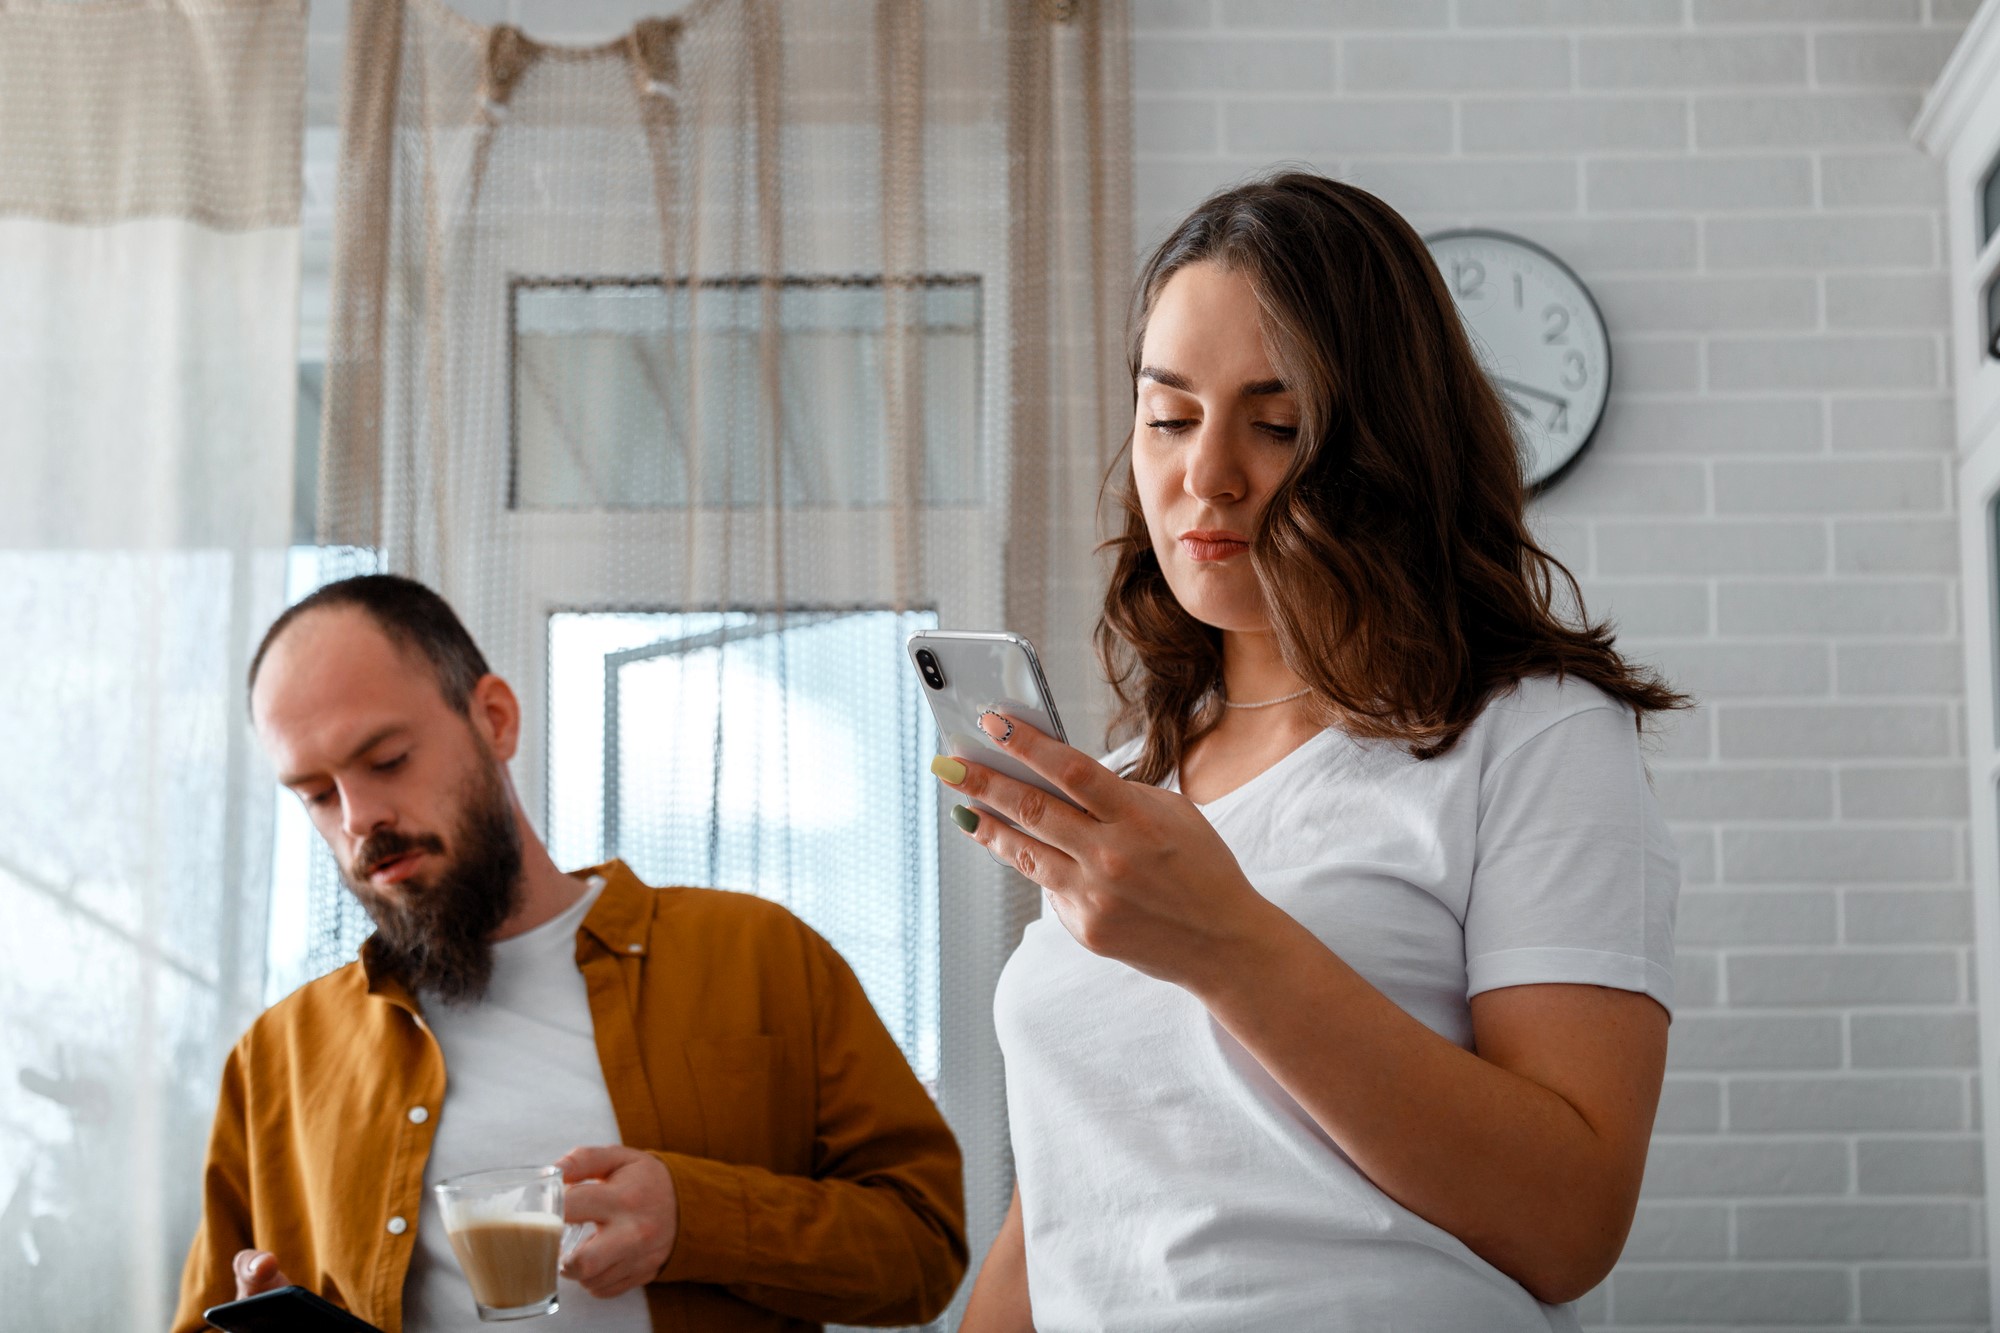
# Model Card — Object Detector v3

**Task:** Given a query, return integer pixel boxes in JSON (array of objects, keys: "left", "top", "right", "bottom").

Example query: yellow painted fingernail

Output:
[
  {"left": 951, "top": 804, "right": 980, "bottom": 833},
  {"left": 930, "top": 755, "right": 968, "bottom": 785}
]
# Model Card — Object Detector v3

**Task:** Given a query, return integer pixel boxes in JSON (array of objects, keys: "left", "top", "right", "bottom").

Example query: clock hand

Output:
[{"left": 1490, "top": 375, "right": 1570, "bottom": 410}]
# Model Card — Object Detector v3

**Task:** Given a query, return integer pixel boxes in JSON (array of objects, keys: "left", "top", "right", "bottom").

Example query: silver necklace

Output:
[{"left": 1220, "top": 685, "right": 1312, "bottom": 710}]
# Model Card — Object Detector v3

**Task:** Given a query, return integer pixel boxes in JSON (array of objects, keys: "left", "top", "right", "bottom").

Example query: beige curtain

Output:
[
  {"left": 315, "top": 0, "right": 1128, "bottom": 1305},
  {"left": 0, "top": 1, "right": 305, "bottom": 1324}
]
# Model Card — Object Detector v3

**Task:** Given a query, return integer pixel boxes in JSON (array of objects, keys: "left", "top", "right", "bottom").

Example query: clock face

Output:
[{"left": 1424, "top": 229, "right": 1611, "bottom": 491}]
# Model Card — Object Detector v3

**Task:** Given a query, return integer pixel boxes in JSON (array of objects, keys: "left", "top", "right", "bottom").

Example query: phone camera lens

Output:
[{"left": 915, "top": 649, "right": 945, "bottom": 690}]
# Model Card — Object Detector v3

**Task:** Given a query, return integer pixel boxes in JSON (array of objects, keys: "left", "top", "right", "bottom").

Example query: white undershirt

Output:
[
  {"left": 402, "top": 876, "right": 651, "bottom": 1333},
  {"left": 994, "top": 675, "right": 1679, "bottom": 1333}
]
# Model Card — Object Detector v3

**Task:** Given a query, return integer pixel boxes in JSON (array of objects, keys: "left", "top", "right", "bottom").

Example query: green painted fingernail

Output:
[
  {"left": 951, "top": 804, "right": 980, "bottom": 833},
  {"left": 930, "top": 755, "right": 968, "bottom": 785}
]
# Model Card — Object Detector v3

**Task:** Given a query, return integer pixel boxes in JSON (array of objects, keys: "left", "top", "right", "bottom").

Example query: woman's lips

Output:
[{"left": 1181, "top": 535, "right": 1248, "bottom": 562}]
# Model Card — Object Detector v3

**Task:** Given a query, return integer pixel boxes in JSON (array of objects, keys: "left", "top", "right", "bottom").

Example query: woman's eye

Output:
[
  {"left": 1145, "top": 419, "right": 1194, "bottom": 435},
  {"left": 373, "top": 754, "right": 408, "bottom": 774},
  {"left": 1257, "top": 423, "right": 1300, "bottom": 440}
]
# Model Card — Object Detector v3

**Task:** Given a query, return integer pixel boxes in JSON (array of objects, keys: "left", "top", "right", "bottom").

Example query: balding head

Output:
[{"left": 249, "top": 574, "right": 489, "bottom": 715}]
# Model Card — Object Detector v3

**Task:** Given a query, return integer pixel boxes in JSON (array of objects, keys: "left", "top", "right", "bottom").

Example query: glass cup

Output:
[{"left": 433, "top": 1165, "right": 572, "bottom": 1321}]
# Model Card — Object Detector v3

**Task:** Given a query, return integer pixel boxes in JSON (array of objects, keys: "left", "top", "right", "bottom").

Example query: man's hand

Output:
[
  {"left": 557, "top": 1145, "right": 679, "bottom": 1299},
  {"left": 231, "top": 1249, "right": 291, "bottom": 1300}
]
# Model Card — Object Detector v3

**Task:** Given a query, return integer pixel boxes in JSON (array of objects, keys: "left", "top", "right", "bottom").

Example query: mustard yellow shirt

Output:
[{"left": 172, "top": 860, "right": 966, "bottom": 1331}]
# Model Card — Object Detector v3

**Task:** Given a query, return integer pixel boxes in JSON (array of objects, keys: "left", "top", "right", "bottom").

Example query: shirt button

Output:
[
  {"left": 408, "top": 1106, "right": 429, "bottom": 1125},
  {"left": 387, "top": 1216, "right": 408, "bottom": 1235}
]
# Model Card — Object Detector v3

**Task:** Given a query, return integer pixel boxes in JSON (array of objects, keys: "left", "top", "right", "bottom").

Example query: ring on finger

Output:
[{"left": 976, "top": 708, "right": 1014, "bottom": 745}]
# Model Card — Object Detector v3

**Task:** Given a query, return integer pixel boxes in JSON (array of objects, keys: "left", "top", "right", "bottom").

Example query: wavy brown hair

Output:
[{"left": 1097, "top": 171, "right": 1686, "bottom": 783}]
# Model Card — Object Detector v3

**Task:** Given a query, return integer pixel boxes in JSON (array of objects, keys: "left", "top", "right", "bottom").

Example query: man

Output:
[{"left": 172, "top": 575, "right": 965, "bottom": 1332}]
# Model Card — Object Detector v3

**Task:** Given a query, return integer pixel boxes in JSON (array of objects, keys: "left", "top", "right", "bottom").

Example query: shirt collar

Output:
[{"left": 574, "top": 858, "right": 653, "bottom": 959}]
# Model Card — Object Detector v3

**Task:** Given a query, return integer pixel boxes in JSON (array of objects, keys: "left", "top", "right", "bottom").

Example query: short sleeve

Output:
[{"left": 1463, "top": 703, "right": 1678, "bottom": 1014}]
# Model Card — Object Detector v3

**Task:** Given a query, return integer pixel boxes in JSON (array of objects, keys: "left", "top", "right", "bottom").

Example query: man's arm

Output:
[
  {"left": 170, "top": 1043, "right": 259, "bottom": 1333},
  {"left": 562, "top": 926, "right": 967, "bottom": 1325},
  {"left": 671, "top": 927, "right": 966, "bottom": 1323}
]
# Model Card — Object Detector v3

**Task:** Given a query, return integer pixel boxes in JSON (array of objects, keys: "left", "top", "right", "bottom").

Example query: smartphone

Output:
[
  {"left": 204, "top": 1286, "right": 385, "bottom": 1333},
  {"left": 907, "top": 629, "right": 1077, "bottom": 822}
]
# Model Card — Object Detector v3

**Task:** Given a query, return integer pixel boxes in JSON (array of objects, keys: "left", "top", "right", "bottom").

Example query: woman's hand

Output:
[{"left": 933, "top": 712, "right": 1280, "bottom": 989}]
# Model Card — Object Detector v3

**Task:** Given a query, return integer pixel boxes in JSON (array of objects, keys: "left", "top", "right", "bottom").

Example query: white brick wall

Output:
[{"left": 1134, "top": 0, "right": 1982, "bottom": 1327}]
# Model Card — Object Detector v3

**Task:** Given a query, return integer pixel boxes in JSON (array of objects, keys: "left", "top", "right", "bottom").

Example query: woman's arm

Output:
[
  {"left": 960, "top": 1185, "right": 1035, "bottom": 1333},
  {"left": 941, "top": 716, "right": 1666, "bottom": 1305},
  {"left": 1198, "top": 914, "right": 1665, "bottom": 1303}
]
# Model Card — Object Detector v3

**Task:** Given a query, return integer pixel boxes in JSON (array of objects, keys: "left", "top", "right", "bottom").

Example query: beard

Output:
[{"left": 343, "top": 750, "right": 523, "bottom": 1005}]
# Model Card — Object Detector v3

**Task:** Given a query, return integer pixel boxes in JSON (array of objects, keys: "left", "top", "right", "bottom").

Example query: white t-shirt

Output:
[
  {"left": 403, "top": 876, "right": 651, "bottom": 1333},
  {"left": 993, "top": 675, "right": 1678, "bottom": 1333}
]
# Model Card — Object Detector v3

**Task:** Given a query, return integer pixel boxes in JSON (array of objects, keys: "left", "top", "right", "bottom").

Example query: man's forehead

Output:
[
  {"left": 257, "top": 607, "right": 423, "bottom": 697},
  {"left": 253, "top": 609, "right": 435, "bottom": 752}
]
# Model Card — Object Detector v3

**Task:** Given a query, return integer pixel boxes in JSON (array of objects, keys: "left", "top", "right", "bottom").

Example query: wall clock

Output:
[{"left": 1424, "top": 229, "right": 1612, "bottom": 492}]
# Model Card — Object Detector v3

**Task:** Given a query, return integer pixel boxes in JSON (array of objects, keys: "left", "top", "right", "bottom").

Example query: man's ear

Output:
[{"left": 468, "top": 674, "right": 522, "bottom": 763}]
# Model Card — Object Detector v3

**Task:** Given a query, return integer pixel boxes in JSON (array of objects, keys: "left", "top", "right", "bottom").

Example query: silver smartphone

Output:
[{"left": 907, "top": 629, "right": 1079, "bottom": 820}]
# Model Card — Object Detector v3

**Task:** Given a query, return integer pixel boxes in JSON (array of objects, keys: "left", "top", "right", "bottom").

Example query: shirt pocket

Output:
[{"left": 681, "top": 1034, "right": 780, "bottom": 1166}]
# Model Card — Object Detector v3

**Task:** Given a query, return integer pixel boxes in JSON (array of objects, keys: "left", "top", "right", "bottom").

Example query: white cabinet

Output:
[{"left": 1916, "top": 0, "right": 2000, "bottom": 1313}]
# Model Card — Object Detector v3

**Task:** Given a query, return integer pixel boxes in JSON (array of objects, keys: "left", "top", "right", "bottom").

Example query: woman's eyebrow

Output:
[
  {"left": 1138, "top": 367, "right": 1288, "bottom": 398},
  {"left": 1137, "top": 365, "right": 1193, "bottom": 391}
]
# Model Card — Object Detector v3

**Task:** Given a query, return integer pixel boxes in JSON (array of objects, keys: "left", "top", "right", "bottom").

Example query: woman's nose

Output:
[{"left": 1183, "top": 424, "right": 1248, "bottom": 504}]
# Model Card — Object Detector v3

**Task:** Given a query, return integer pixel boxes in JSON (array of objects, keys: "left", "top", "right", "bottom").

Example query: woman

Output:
[{"left": 942, "top": 172, "right": 1685, "bottom": 1331}]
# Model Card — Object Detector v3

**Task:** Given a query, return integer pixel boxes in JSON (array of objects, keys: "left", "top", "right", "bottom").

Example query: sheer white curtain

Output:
[
  {"left": 316, "top": 10, "right": 1130, "bottom": 1317},
  {"left": 0, "top": 2, "right": 305, "bottom": 1325}
]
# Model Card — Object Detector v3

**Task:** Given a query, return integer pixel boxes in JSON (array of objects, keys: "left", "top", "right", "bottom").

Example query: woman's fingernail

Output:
[
  {"left": 977, "top": 710, "right": 1015, "bottom": 745},
  {"left": 930, "top": 755, "right": 967, "bottom": 785},
  {"left": 951, "top": 804, "right": 980, "bottom": 833}
]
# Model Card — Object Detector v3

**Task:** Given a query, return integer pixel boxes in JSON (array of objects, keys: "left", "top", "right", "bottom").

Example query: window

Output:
[
  {"left": 511, "top": 276, "right": 981, "bottom": 510},
  {"left": 547, "top": 608, "right": 942, "bottom": 1085}
]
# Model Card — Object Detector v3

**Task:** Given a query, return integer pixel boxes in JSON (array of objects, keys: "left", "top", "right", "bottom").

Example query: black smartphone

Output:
[{"left": 204, "top": 1286, "right": 385, "bottom": 1333}]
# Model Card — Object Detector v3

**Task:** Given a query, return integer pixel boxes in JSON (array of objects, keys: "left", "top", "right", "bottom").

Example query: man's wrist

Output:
[{"left": 647, "top": 1151, "right": 747, "bottom": 1286}]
